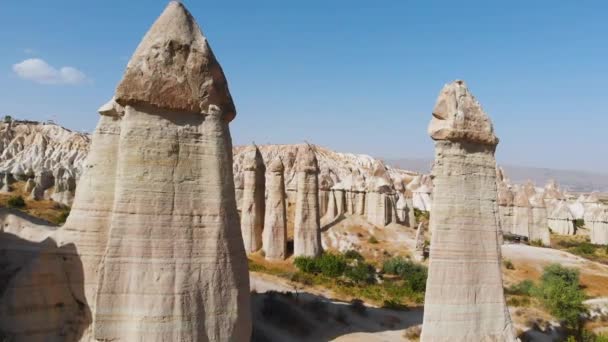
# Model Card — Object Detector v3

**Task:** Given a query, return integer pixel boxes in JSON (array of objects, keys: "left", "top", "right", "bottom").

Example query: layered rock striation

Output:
[
  {"left": 90, "top": 3, "right": 251, "bottom": 341},
  {"left": 240, "top": 145, "right": 266, "bottom": 254},
  {"left": 293, "top": 145, "right": 322, "bottom": 257},
  {"left": 421, "top": 80, "right": 515, "bottom": 341},
  {"left": 262, "top": 158, "right": 288, "bottom": 260}
]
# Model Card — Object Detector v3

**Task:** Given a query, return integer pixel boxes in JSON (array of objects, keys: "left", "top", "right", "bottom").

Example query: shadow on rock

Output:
[
  {"left": 0, "top": 228, "right": 91, "bottom": 341},
  {"left": 251, "top": 290, "right": 422, "bottom": 342}
]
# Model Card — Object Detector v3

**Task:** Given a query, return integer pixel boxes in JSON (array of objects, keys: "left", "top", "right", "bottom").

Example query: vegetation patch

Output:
[
  {"left": 414, "top": 208, "right": 430, "bottom": 223},
  {"left": 251, "top": 251, "right": 427, "bottom": 308},
  {"left": 552, "top": 234, "right": 608, "bottom": 264},
  {"left": 6, "top": 195, "right": 26, "bottom": 209}
]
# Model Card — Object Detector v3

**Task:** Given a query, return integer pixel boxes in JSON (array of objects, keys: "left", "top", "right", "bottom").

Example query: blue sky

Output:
[{"left": 1, "top": 0, "right": 607, "bottom": 172}]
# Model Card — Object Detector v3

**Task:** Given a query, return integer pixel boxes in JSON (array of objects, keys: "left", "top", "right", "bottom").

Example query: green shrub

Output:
[
  {"left": 382, "top": 257, "right": 428, "bottom": 293},
  {"left": 572, "top": 242, "right": 598, "bottom": 256},
  {"left": 293, "top": 254, "right": 347, "bottom": 278},
  {"left": 7, "top": 195, "right": 25, "bottom": 209},
  {"left": 344, "top": 261, "right": 375, "bottom": 285},
  {"left": 368, "top": 236, "right": 379, "bottom": 244},
  {"left": 293, "top": 256, "right": 320, "bottom": 274},
  {"left": 3, "top": 115, "right": 12, "bottom": 123},
  {"left": 507, "top": 280, "right": 535, "bottom": 296},
  {"left": 530, "top": 239, "right": 545, "bottom": 247},
  {"left": 532, "top": 264, "right": 585, "bottom": 330},
  {"left": 316, "top": 253, "right": 347, "bottom": 277},
  {"left": 55, "top": 207, "right": 71, "bottom": 225},
  {"left": 414, "top": 208, "right": 430, "bottom": 221},
  {"left": 343, "top": 250, "right": 364, "bottom": 261},
  {"left": 574, "top": 219, "right": 585, "bottom": 229},
  {"left": 503, "top": 259, "right": 515, "bottom": 270}
]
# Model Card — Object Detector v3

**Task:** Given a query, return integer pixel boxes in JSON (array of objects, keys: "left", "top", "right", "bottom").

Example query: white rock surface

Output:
[
  {"left": 293, "top": 145, "right": 322, "bottom": 257},
  {"left": 548, "top": 200, "right": 576, "bottom": 235},
  {"left": 240, "top": 145, "right": 266, "bottom": 254},
  {"left": 262, "top": 159, "right": 287, "bottom": 260},
  {"left": 588, "top": 206, "right": 608, "bottom": 245},
  {"left": 0, "top": 119, "right": 89, "bottom": 205},
  {"left": 421, "top": 80, "right": 516, "bottom": 341},
  {"left": 90, "top": 3, "right": 251, "bottom": 341}
]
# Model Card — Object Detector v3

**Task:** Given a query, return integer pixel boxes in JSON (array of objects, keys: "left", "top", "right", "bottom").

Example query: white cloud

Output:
[{"left": 12, "top": 58, "right": 88, "bottom": 85}]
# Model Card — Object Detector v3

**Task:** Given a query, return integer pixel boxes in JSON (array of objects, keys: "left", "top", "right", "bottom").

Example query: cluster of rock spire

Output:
[{"left": 1, "top": 2, "right": 607, "bottom": 342}]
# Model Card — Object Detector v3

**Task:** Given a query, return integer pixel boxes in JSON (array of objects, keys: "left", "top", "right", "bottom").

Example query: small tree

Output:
[
  {"left": 3, "top": 115, "right": 12, "bottom": 123},
  {"left": 533, "top": 264, "right": 585, "bottom": 332}
]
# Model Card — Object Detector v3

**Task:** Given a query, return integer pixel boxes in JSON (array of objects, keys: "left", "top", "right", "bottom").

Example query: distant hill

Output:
[{"left": 386, "top": 158, "right": 608, "bottom": 193}]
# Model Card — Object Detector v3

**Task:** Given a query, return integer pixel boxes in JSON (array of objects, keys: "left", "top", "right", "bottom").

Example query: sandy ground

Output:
[{"left": 502, "top": 244, "right": 608, "bottom": 297}]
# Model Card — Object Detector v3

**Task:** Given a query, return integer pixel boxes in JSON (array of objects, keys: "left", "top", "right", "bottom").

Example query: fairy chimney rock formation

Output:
[
  {"left": 548, "top": 201, "right": 576, "bottom": 235},
  {"left": 262, "top": 158, "right": 287, "bottom": 260},
  {"left": 92, "top": 3, "right": 251, "bottom": 341},
  {"left": 365, "top": 160, "right": 393, "bottom": 227},
  {"left": 293, "top": 145, "right": 322, "bottom": 257},
  {"left": 589, "top": 206, "right": 608, "bottom": 245},
  {"left": 240, "top": 145, "right": 266, "bottom": 254},
  {"left": 512, "top": 186, "right": 532, "bottom": 238},
  {"left": 529, "top": 193, "right": 551, "bottom": 246},
  {"left": 421, "top": 80, "right": 516, "bottom": 341}
]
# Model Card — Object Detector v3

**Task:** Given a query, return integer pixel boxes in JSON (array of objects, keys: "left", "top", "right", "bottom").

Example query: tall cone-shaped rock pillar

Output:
[
  {"left": 293, "top": 144, "right": 322, "bottom": 257},
  {"left": 240, "top": 145, "right": 266, "bottom": 254},
  {"left": 92, "top": 2, "right": 251, "bottom": 341},
  {"left": 421, "top": 80, "right": 516, "bottom": 342}
]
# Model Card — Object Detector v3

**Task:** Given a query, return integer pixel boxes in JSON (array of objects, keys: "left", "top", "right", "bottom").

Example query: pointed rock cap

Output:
[
  {"left": 429, "top": 80, "right": 498, "bottom": 145},
  {"left": 268, "top": 158, "right": 285, "bottom": 173},
  {"left": 296, "top": 144, "right": 319, "bottom": 174},
  {"left": 523, "top": 181, "right": 537, "bottom": 197},
  {"left": 115, "top": 1, "right": 236, "bottom": 121},
  {"left": 586, "top": 206, "right": 605, "bottom": 222},
  {"left": 367, "top": 160, "right": 392, "bottom": 192},
  {"left": 552, "top": 201, "right": 574, "bottom": 220},
  {"left": 529, "top": 193, "right": 546, "bottom": 208},
  {"left": 584, "top": 192, "right": 600, "bottom": 204},
  {"left": 513, "top": 186, "right": 531, "bottom": 207},
  {"left": 243, "top": 145, "right": 265, "bottom": 171},
  {"left": 497, "top": 182, "right": 514, "bottom": 206}
]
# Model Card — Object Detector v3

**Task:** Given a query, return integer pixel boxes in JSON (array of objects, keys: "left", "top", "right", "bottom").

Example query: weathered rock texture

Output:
[
  {"left": 293, "top": 145, "right": 322, "bottom": 257},
  {"left": 529, "top": 193, "right": 550, "bottom": 246},
  {"left": 588, "top": 206, "right": 608, "bottom": 245},
  {"left": 414, "top": 222, "right": 426, "bottom": 261},
  {"left": 497, "top": 178, "right": 515, "bottom": 235},
  {"left": 548, "top": 201, "right": 576, "bottom": 235},
  {"left": 0, "top": 119, "right": 89, "bottom": 205},
  {"left": 262, "top": 159, "right": 287, "bottom": 260},
  {"left": 365, "top": 161, "right": 394, "bottom": 227},
  {"left": 240, "top": 145, "right": 266, "bottom": 254},
  {"left": 421, "top": 80, "right": 516, "bottom": 341},
  {"left": 407, "top": 174, "right": 433, "bottom": 211},
  {"left": 233, "top": 144, "right": 418, "bottom": 226},
  {"left": 512, "top": 186, "right": 531, "bottom": 238},
  {"left": 91, "top": 3, "right": 251, "bottom": 341}
]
